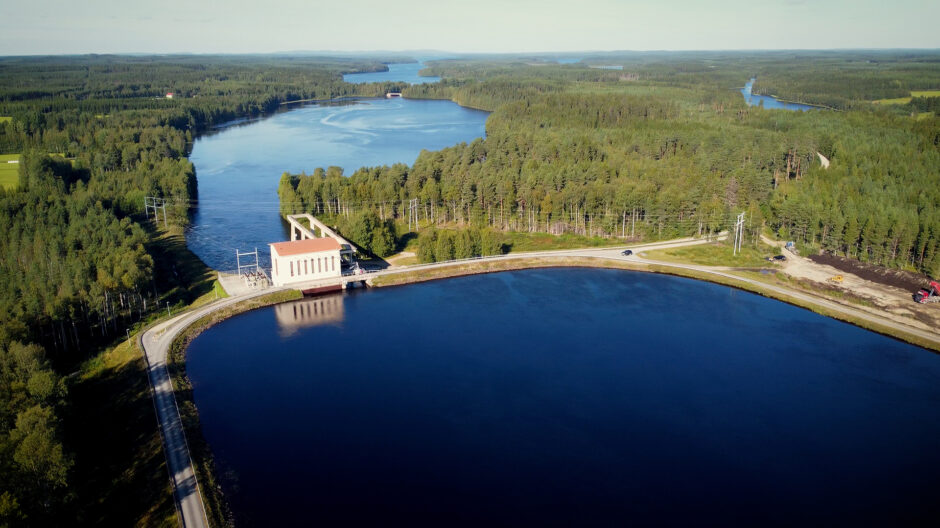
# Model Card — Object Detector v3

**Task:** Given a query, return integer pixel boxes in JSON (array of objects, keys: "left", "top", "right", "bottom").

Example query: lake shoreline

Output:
[
  {"left": 169, "top": 254, "right": 937, "bottom": 524},
  {"left": 181, "top": 261, "right": 940, "bottom": 524},
  {"left": 367, "top": 256, "right": 939, "bottom": 352}
]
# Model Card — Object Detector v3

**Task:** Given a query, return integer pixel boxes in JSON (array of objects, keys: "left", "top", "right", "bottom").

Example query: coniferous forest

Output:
[
  {"left": 279, "top": 53, "right": 940, "bottom": 271},
  {"left": 0, "top": 51, "right": 938, "bottom": 524},
  {"left": 0, "top": 55, "right": 398, "bottom": 525}
]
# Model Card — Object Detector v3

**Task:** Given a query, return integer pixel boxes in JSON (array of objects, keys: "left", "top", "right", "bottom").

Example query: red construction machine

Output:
[{"left": 914, "top": 280, "right": 940, "bottom": 304}]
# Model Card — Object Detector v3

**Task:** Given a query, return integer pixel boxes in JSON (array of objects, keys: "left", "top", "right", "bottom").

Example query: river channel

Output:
[
  {"left": 187, "top": 95, "right": 486, "bottom": 270},
  {"left": 187, "top": 268, "right": 940, "bottom": 526},
  {"left": 741, "top": 78, "right": 819, "bottom": 111}
]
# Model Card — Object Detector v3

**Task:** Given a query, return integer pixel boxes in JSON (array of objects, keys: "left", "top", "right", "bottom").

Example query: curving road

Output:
[
  {"left": 140, "top": 235, "right": 720, "bottom": 527},
  {"left": 142, "top": 233, "right": 939, "bottom": 527},
  {"left": 140, "top": 288, "right": 284, "bottom": 528}
]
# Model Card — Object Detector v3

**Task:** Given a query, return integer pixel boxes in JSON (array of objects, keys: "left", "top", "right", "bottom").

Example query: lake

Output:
[
  {"left": 742, "top": 78, "right": 819, "bottom": 111},
  {"left": 343, "top": 61, "right": 440, "bottom": 84},
  {"left": 186, "top": 268, "right": 940, "bottom": 526},
  {"left": 186, "top": 98, "right": 487, "bottom": 270}
]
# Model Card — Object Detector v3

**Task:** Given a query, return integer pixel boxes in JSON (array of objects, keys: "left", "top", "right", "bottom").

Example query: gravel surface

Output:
[{"left": 808, "top": 252, "right": 929, "bottom": 292}]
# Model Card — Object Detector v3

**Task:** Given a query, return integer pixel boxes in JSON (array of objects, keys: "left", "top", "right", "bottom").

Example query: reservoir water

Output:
[
  {"left": 186, "top": 268, "right": 940, "bottom": 526},
  {"left": 742, "top": 78, "right": 819, "bottom": 111},
  {"left": 186, "top": 98, "right": 487, "bottom": 270},
  {"left": 343, "top": 61, "right": 440, "bottom": 84}
]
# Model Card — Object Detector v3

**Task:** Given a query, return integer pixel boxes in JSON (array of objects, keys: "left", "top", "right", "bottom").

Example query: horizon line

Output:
[{"left": 2, "top": 47, "right": 940, "bottom": 59}]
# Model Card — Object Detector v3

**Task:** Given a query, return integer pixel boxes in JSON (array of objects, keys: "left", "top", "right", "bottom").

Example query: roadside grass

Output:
[
  {"left": 167, "top": 289, "right": 302, "bottom": 528},
  {"left": 64, "top": 338, "right": 177, "bottom": 527},
  {"left": 384, "top": 228, "right": 623, "bottom": 261},
  {"left": 147, "top": 230, "right": 217, "bottom": 309},
  {"left": 502, "top": 231, "right": 622, "bottom": 252},
  {"left": 370, "top": 256, "right": 646, "bottom": 287},
  {"left": 0, "top": 153, "right": 19, "bottom": 190},
  {"left": 642, "top": 241, "right": 776, "bottom": 268},
  {"left": 61, "top": 228, "right": 223, "bottom": 526}
]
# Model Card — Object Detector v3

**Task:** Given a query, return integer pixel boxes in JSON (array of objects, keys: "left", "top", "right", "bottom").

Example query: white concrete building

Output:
[{"left": 269, "top": 237, "right": 342, "bottom": 287}]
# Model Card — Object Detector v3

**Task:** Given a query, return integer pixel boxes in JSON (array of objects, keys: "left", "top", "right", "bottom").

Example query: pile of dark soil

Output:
[{"left": 808, "top": 252, "right": 930, "bottom": 292}]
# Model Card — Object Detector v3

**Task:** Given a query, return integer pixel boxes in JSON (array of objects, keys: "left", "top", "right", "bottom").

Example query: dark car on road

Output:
[{"left": 622, "top": 249, "right": 633, "bottom": 256}]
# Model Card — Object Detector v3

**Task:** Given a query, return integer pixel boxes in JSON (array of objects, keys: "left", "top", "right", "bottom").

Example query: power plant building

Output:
[{"left": 269, "top": 238, "right": 342, "bottom": 287}]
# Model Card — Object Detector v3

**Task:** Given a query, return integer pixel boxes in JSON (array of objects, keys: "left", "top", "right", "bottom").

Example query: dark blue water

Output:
[
  {"left": 186, "top": 268, "right": 940, "bottom": 526},
  {"left": 187, "top": 98, "right": 487, "bottom": 270},
  {"left": 742, "top": 78, "right": 819, "bottom": 111},
  {"left": 343, "top": 62, "right": 440, "bottom": 84}
]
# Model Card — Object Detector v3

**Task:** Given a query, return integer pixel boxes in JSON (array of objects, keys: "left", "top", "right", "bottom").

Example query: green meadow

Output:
[{"left": 0, "top": 153, "right": 20, "bottom": 190}]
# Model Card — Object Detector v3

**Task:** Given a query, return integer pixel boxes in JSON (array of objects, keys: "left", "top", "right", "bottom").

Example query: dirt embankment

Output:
[{"left": 808, "top": 253, "right": 930, "bottom": 292}]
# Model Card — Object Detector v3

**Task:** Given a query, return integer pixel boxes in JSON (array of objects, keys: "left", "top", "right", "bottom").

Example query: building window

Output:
[
  {"left": 290, "top": 261, "right": 294, "bottom": 277},
  {"left": 304, "top": 260, "right": 308, "bottom": 275},
  {"left": 318, "top": 258, "right": 321, "bottom": 273}
]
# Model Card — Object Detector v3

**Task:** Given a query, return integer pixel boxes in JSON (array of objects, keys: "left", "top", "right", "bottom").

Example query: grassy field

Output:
[
  {"left": 642, "top": 241, "right": 777, "bottom": 268},
  {"left": 0, "top": 153, "right": 19, "bottom": 190},
  {"left": 874, "top": 89, "right": 940, "bottom": 104}
]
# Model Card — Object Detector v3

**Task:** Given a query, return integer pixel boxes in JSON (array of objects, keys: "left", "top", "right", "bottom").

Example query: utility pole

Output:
[
  {"left": 408, "top": 198, "right": 419, "bottom": 232},
  {"left": 733, "top": 212, "right": 746, "bottom": 256}
]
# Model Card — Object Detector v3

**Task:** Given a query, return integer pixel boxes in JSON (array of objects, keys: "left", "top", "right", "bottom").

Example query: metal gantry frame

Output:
[
  {"left": 144, "top": 196, "right": 168, "bottom": 228},
  {"left": 236, "top": 248, "right": 260, "bottom": 275}
]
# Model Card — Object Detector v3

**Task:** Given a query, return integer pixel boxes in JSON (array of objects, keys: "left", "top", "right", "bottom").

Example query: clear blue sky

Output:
[{"left": 1, "top": 0, "right": 937, "bottom": 55}]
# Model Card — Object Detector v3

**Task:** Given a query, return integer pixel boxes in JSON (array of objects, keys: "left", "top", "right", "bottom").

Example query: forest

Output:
[
  {"left": 279, "top": 53, "right": 940, "bottom": 275},
  {"left": 0, "top": 51, "right": 937, "bottom": 525},
  {"left": 0, "top": 54, "right": 394, "bottom": 525}
]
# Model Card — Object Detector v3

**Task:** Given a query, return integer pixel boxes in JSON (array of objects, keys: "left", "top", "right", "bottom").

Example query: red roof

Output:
[{"left": 270, "top": 238, "right": 341, "bottom": 256}]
